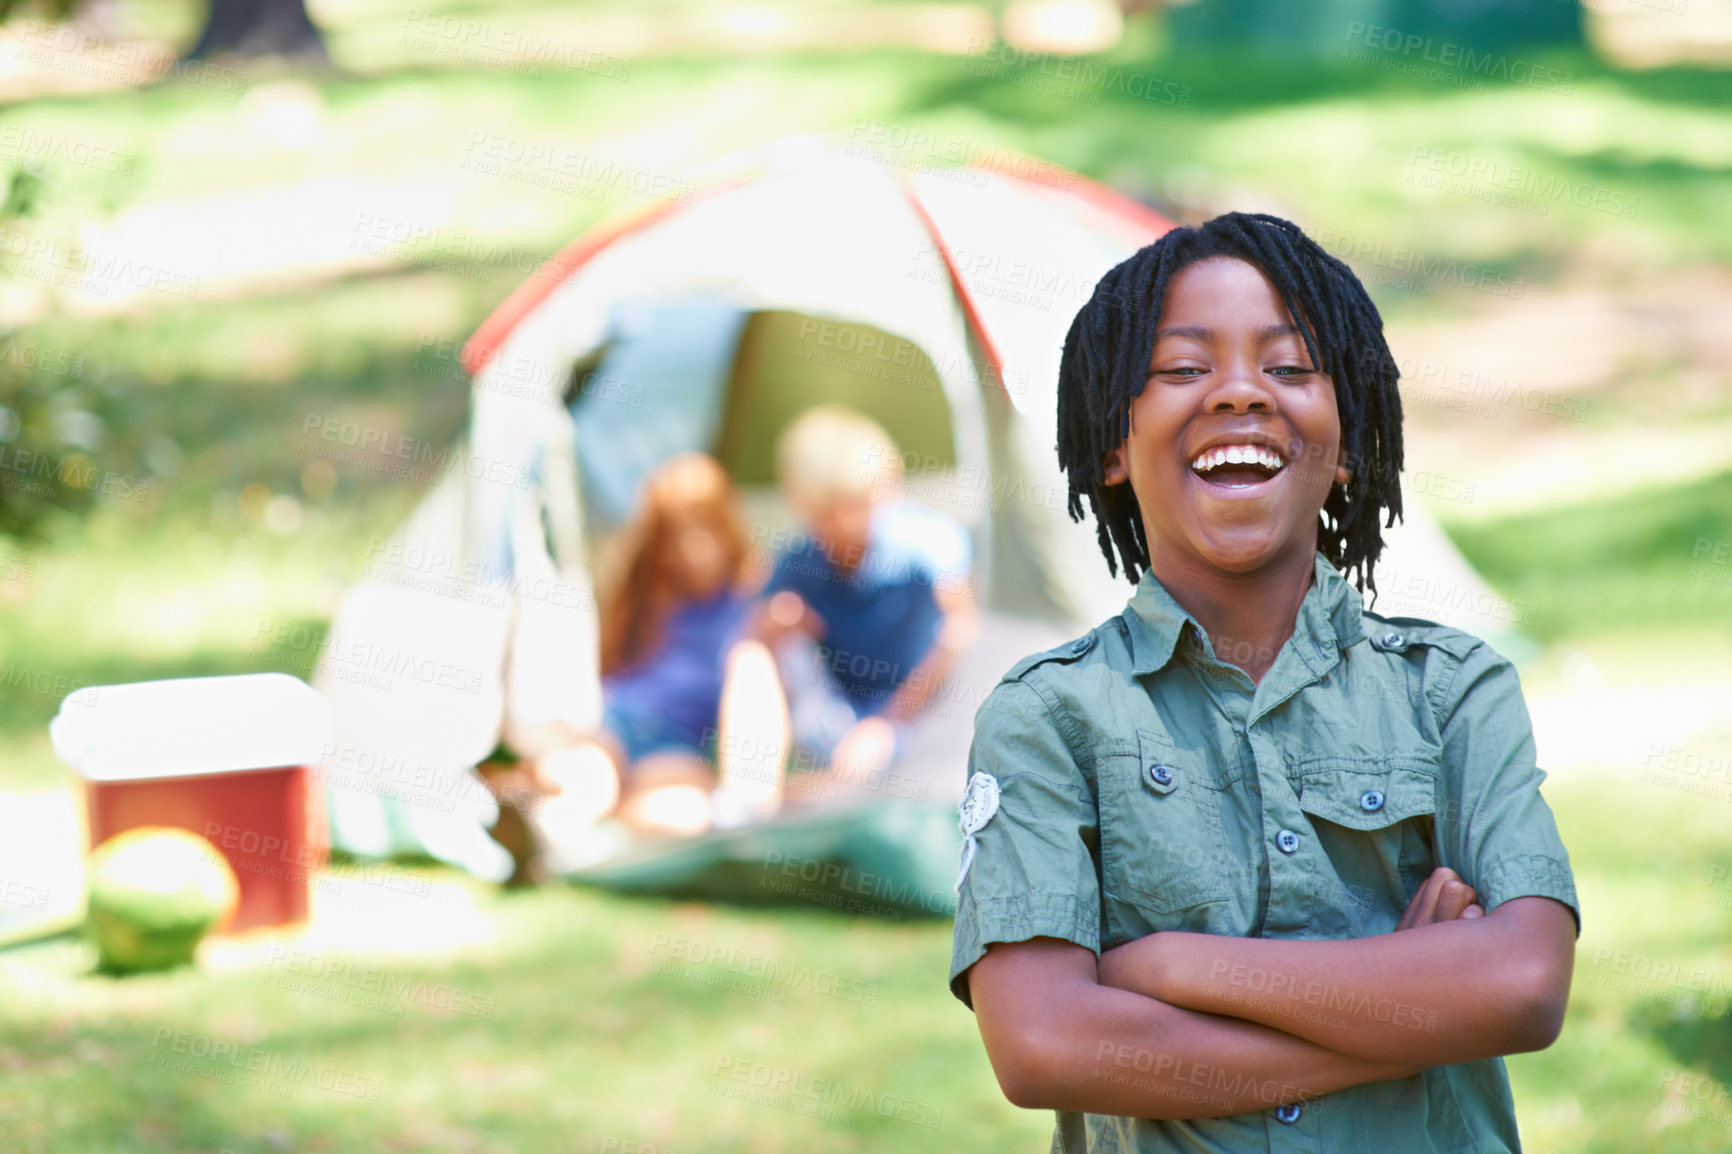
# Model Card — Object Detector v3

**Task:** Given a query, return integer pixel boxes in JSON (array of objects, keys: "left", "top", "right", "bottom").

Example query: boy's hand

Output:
[
  {"left": 757, "top": 591, "right": 824, "bottom": 645},
  {"left": 1395, "top": 867, "right": 1484, "bottom": 931}
]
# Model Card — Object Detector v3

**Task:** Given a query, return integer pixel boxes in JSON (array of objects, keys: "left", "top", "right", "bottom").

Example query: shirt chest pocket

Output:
[
  {"left": 1295, "top": 756, "right": 1442, "bottom": 926},
  {"left": 1096, "top": 729, "right": 1239, "bottom": 917}
]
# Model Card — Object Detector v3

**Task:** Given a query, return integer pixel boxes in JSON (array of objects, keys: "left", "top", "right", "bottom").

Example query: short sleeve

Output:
[
  {"left": 1433, "top": 644, "right": 1581, "bottom": 935},
  {"left": 950, "top": 677, "right": 1101, "bottom": 1008},
  {"left": 762, "top": 544, "right": 815, "bottom": 601},
  {"left": 873, "top": 501, "right": 972, "bottom": 585}
]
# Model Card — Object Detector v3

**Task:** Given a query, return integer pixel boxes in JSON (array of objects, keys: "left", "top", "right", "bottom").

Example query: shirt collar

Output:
[{"left": 1122, "top": 551, "right": 1367, "bottom": 676}]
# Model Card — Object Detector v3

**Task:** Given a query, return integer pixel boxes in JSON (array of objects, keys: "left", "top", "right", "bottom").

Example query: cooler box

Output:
[{"left": 50, "top": 673, "right": 333, "bottom": 932}]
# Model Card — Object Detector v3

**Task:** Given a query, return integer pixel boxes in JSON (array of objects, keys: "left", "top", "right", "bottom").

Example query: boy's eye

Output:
[
  {"left": 1153, "top": 366, "right": 1205, "bottom": 377},
  {"left": 1268, "top": 365, "right": 1314, "bottom": 377}
]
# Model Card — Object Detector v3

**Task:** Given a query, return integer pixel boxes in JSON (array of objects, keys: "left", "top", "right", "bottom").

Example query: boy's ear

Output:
[
  {"left": 1102, "top": 445, "right": 1129, "bottom": 486},
  {"left": 1334, "top": 444, "right": 1351, "bottom": 486}
]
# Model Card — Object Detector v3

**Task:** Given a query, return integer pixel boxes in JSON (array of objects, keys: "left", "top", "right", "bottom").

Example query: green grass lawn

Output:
[
  {"left": 1, "top": 770, "right": 1730, "bottom": 1153},
  {"left": 3, "top": 4, "right": 1731, "bottom": 1149}
]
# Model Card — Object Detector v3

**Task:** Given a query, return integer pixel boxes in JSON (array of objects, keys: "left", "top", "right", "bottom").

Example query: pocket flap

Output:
[
  {"left": 1136, "top": 729, "right": 1232, "bottom": 794},
  {"left": 1297, "top": 758, "right": 1438, "bottom": 831}
]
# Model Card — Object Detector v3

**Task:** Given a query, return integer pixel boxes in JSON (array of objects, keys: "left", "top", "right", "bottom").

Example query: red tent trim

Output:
[
  {"left": 460, "top": 141, "right": 1172, "bottom": 380},
  {"left": 983, "top": 160, "right": 1175, "bottom": 247},
  {"left": 897, "top": 180, "right": 1009, "bottom": 399},
  {"left": 459, "top": 179, "right": 747, "bottom": 377}
]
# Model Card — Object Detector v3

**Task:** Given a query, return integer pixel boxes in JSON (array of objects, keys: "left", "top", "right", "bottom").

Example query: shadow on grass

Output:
[
  {"left": 1639, "top": 997, "right": 1732, "bottom": 1091},
  {"left": 1445, "top": 468, "right": 1732, "bottom": 642}
]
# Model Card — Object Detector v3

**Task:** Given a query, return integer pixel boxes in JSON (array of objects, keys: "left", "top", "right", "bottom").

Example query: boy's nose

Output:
[{"left": 1205, "top": 366, "right": 1275, "bottom": 414}]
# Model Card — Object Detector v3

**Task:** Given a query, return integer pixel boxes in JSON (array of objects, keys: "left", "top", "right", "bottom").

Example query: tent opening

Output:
[{"left": 713, "top": 309, "right": 956, "bottom": 489}]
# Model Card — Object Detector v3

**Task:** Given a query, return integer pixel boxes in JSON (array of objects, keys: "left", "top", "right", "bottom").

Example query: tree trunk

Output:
[{"left": 187, "top": 0, "right": 327, "bottom": 61}]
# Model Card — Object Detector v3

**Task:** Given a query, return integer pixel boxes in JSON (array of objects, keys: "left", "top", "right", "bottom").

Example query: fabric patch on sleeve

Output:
[{"left": 955, "top": 771, "right": 1001, "bottom": 891}]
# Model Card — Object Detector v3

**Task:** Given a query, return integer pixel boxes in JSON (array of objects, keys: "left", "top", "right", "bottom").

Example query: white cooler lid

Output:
[{"left": 49, "top": 672, "right": 332, "bottom": 782}]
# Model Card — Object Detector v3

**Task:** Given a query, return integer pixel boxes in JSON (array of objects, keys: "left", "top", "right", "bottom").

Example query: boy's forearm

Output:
[
  {"left": 1034, "top": 992, "right": 1419, "bottom": 1119},
  {"left": 885, "top": 604, "right": 974, "bottom": 718},
  {"left": 971, "top": 940, "right": 1420, "bottom": 1120},
  {"left": 1100, "top": 898, "right": 1575, "bottom": 1066}
]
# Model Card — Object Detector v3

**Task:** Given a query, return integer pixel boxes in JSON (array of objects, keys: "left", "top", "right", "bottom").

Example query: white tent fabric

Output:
[{"left": 314, "top": 138, "right": 1520, "bottom": 870}]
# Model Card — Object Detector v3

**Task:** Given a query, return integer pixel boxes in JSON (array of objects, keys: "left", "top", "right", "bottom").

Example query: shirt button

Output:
[
  {"left": 1380, "top": 630, "right": 1405, "bottom": 648},
  {"left": 1148, "top": 764, "right": 1174, "bottom": 787},
  {"left": 1359, "top": 789, "right": 1385, "bottom": 813},
  {"left": 1276, "top": 829, "right": 1300, "bottom": 854},
  {"left": 1276, "top": 1102, "right": 1302, "bottom": 1124}
]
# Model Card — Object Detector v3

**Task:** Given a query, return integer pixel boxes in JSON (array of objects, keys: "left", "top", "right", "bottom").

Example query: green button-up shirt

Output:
[{"left": 951, "top": 552, "right": 1580, "bottom": 1153}]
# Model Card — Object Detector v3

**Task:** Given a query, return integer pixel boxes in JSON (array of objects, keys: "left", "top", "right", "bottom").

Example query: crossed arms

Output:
[{"left": 964, "top": 869, "right": 1576, "bottom": 1119}]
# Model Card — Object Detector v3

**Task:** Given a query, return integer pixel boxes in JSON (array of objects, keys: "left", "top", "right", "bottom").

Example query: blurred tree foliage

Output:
[
  {"left": 0, "top": 167, "right": 125, "bottom": 543},
  {"left": 1167, "top": 0, "right": 1582, "bottom": 55},
  {"left": 0, "top": 0, "right": 326, "bottom": 61}
]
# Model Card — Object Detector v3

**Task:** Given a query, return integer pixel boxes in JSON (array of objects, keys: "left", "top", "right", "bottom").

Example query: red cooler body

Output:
[{"left": 51, "top": 673, "right": 332, "bottom": 933}]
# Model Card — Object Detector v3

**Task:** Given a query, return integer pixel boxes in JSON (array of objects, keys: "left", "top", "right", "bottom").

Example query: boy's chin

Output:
[{"left": 1182, "top": 530, "right": 1314, "bottom": 575}]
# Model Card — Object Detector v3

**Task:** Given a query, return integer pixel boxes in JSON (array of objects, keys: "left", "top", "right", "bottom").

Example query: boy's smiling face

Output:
[{"left": 1102, "top": 256, "right": 1349, "bottom": 578}]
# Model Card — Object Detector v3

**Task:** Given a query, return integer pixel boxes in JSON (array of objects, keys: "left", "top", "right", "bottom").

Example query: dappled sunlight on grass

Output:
[{"left": 0, "top": 11, "right": 1726, "bottom": 1149}]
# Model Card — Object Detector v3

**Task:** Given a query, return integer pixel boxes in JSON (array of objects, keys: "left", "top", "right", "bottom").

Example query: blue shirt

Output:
[
  {"left": 765, "top": 500, "right": 972, "bottom": 711},
  {"left": 602, "top": 589, "right": 750, "bottom": 753}
]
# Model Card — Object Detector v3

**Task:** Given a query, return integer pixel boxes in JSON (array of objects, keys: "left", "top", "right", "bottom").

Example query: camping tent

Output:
[{"left": 311, "top": 136, "right": 1519, "bottom": 886}]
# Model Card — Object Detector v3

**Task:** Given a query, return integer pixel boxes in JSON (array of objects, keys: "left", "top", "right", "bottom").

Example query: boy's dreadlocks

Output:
[{"left": 1056, "top": 211, "right": 1404, "bottom": 594}]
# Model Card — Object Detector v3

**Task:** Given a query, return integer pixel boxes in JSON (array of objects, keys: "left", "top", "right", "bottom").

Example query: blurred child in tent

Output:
[
  {"left": 494, "top": 453, "right": 785, "bottom": 862},
  {"left": 743, "top": 406, "right": 977, "bottom": 794}
]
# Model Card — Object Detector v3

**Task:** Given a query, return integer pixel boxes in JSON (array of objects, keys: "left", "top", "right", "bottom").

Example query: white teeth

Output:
[{"left": 1189, "top": 444, "right": 1287, "bottom": 475}]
